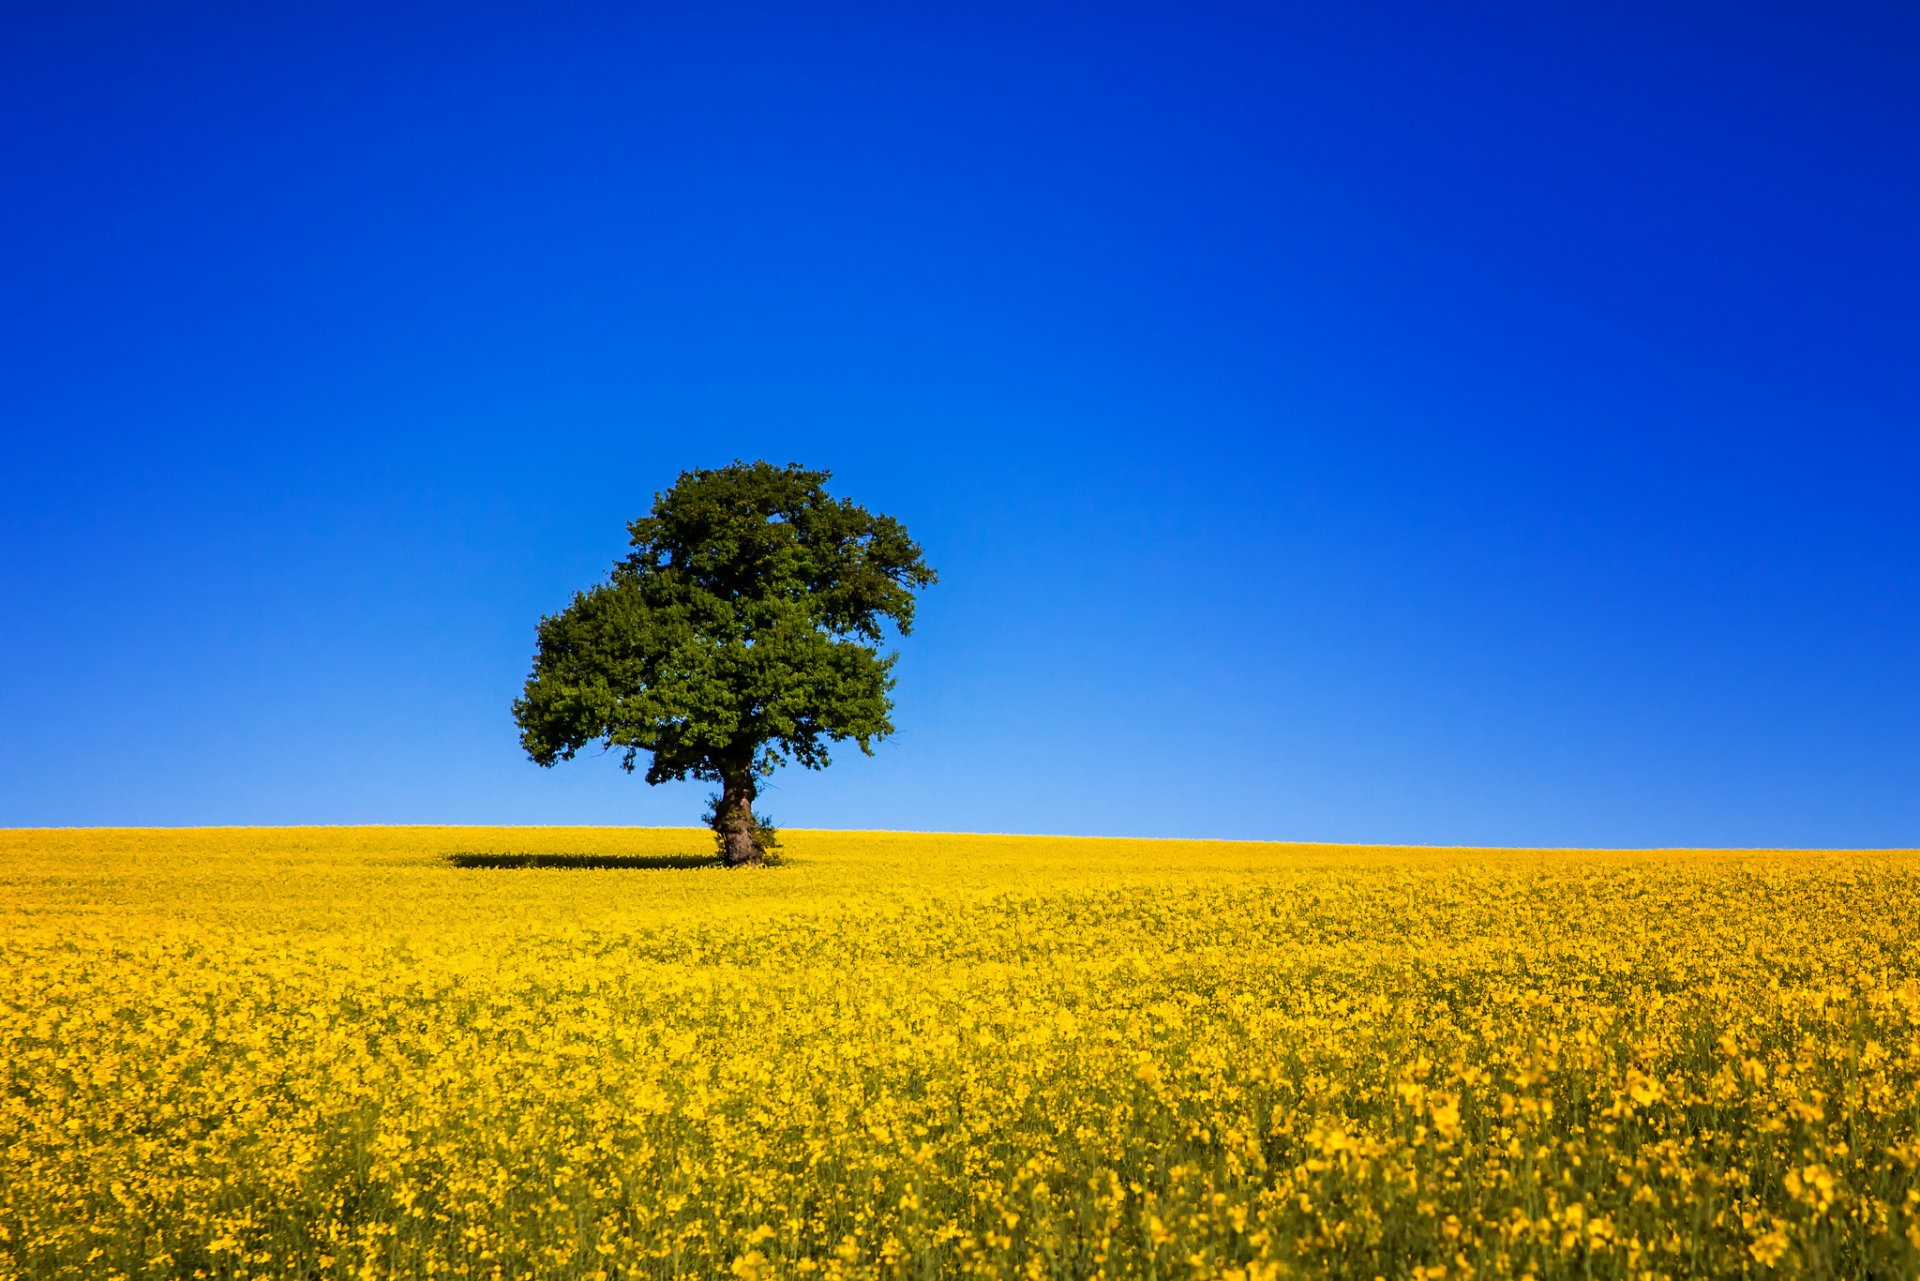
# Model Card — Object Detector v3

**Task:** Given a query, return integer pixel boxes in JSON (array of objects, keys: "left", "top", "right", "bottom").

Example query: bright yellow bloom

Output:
[{"left": 1, "top": 827, "right": 1916, "bottom": 1278}]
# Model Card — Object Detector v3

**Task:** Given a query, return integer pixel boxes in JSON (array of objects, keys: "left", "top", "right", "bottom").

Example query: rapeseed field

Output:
[{"left": 2, "top": 828, "right": 1917, "bottom": 1280}]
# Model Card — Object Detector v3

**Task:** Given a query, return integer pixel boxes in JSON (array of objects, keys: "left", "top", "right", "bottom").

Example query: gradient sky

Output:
[{"left": 4, "top": 2, "right": 1915, "bottom": 845}]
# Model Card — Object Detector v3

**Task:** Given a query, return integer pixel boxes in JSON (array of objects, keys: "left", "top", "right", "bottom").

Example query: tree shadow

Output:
[{"left": 446, "top": 851, "right": 722, "bottom": 871}]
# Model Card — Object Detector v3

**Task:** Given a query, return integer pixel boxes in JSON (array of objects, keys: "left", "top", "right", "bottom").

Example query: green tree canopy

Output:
[{"left": 512, "top": 460, "right": 937, "bottom": 865}]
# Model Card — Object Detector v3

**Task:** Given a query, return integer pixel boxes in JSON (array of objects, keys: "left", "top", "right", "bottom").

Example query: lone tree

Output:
[{"left": 512, "top": 460, "right": 936, "bottom": 866}]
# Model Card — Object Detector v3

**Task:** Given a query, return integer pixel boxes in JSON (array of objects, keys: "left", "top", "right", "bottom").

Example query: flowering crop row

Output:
[{"left": 2, "top": 828, "right": 1917, "bottom": 1279}]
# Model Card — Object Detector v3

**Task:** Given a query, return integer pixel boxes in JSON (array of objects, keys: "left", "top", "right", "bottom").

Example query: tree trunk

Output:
[{"left": 714, "top": 766, "right": 763, "bottom": 867}]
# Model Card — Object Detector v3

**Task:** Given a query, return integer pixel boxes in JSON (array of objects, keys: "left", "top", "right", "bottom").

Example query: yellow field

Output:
[{"left": 2, "top": 829, "right": 1917, "bottom": 1280}]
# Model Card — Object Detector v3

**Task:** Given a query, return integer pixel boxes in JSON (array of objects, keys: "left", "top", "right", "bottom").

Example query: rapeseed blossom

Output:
[{"left": 1, "top": 827, "right": 1917, "bottom": 1278}]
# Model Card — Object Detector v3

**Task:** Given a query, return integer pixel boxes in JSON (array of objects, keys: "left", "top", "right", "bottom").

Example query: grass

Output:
[{"left": 1, "top": 826, "right": 1918, "bottom": 1279}]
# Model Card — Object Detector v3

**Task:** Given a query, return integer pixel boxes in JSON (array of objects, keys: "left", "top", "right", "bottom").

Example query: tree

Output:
[{"left": 512, "top": 460, "right": 937, "bottom": 866}]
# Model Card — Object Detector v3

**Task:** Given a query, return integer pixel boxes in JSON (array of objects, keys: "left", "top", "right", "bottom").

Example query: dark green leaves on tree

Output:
[{"left": 512, "top": 461, "right": 936, "bottom": 866}]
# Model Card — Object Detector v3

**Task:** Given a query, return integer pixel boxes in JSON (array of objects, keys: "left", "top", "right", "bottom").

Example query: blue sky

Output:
[{"left": 3, "top": 2, "right": 1915, "bottom": 845}]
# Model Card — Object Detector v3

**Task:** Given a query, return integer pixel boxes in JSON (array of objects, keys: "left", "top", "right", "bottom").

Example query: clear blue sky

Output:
[{"left": 3, "top": 2, "right": 1915, "bottom": 845}]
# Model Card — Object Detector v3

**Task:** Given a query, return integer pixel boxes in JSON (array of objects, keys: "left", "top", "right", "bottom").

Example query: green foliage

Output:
[{"left": 512, "top": 461, "right": 935, "bottom": 857}]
